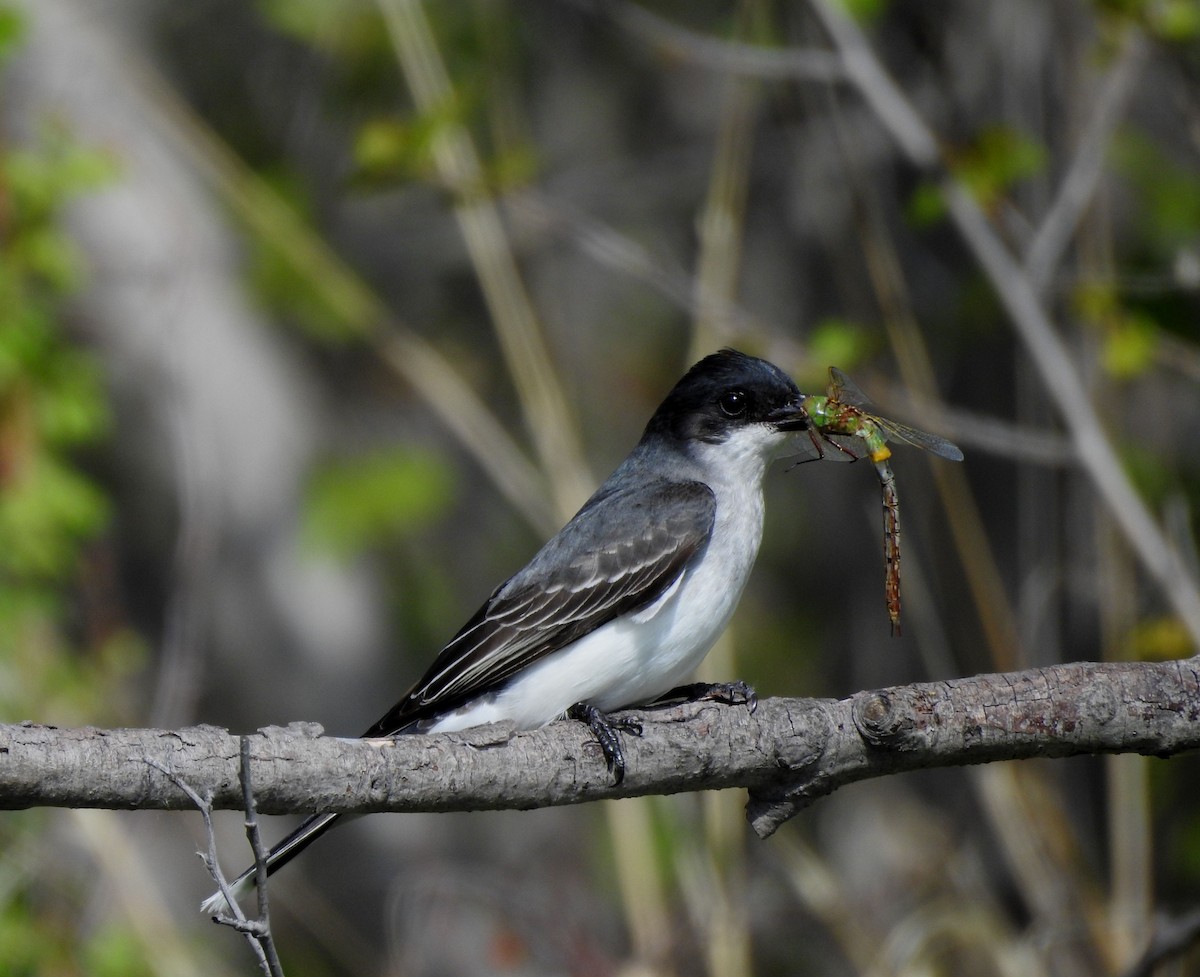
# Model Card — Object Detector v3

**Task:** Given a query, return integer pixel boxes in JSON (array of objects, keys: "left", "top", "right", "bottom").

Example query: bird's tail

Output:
[{"left": 200, "top": 811, "right": 346, "bottom": 915}]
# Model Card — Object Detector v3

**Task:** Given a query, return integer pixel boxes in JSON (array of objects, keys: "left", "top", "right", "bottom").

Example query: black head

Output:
[{"left": 643, "top": 348, "right": 808, "bottom": 445}]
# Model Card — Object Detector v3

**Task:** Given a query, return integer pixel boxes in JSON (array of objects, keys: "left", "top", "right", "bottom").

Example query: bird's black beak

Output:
[{"left": 768, "top": 400, "right": 810, "bottom": 433}]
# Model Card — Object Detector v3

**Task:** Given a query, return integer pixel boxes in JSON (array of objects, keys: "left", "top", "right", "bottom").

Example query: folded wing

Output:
[{"left": 361, "top": 478, "right": 716, "bottom": 737}]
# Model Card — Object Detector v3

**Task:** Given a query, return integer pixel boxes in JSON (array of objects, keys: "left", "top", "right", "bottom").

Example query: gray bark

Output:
[{"left": 3, "top": 660, "right": 1196, "bottom": 839}]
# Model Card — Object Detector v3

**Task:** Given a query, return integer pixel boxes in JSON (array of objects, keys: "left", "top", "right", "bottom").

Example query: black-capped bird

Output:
[{"left": 204, "top": 348, "right": 808, "bottom": 914}]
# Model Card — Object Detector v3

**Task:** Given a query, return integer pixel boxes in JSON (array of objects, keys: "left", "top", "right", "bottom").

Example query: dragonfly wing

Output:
[
  {"left": 823, "top": 367, "right": 963, "bottom": 461},
  {"left": 877, "top": 418, "right": 964, "bottom": 461},
  {"left": 827, "top": 366, "right": 873, "bottom": 409}
]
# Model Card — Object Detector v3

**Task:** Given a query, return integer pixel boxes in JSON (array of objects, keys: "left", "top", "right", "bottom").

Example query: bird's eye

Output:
[{"left": 719, "top": 389, "right": 748, "bottom": 418}]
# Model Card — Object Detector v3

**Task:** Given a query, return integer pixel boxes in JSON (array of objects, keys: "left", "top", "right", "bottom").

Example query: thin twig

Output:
[
  {"left": 239, "top": 736, "right": 286, "bottom": 977},
  {"left": 142, "top": 756, "right": 284, "bottom": 977}
]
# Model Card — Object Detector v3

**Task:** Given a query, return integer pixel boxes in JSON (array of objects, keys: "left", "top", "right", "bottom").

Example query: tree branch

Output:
[{"left": 2, "top": 660, "right": 1197, "bottom": 838}]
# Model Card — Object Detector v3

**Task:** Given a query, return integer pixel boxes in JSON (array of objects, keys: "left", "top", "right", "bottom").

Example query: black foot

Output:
[
  {"left": 656, "top": 680, "right": 758, "bottom": 714},
  {"left": 566, "top": 702, "right": 643, "bottom": 785}
]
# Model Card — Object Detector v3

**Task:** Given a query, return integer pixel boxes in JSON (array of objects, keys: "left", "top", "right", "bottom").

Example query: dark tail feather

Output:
[{"left": 200, "top": 811, "right": 347, "bottom": 914}]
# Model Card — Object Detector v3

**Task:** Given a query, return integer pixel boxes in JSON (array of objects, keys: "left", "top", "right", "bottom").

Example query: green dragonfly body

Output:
[{"left": 801, "top": 367, "right": 963, "bottom": 635}]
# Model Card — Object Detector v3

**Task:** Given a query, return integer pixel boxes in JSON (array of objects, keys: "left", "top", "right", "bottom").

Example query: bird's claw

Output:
[
  {"left": 567, "top": 702, "right": 642, "bottom": 785},
  {"left": 699, "top": 679, "right": 758, "bottom": 714},
  {"left": 655, "top": 680, "right": 758, "bottom": 714}
]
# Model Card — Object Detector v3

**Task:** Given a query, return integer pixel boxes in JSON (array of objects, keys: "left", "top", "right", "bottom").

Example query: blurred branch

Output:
[
  {"left": 1118, "top": 908, "right": 1200, "bottom": 977},
  {"left": 508, "top": 191, "right": 768, "bottom": 337},
  {"left": 4, "top": 658, "right": 1197, "bottom": 836},
  {"left": 68, "top": 810, "right": 222, "bottom": 977},
  {"left": 1023, "top": 29, "right": 1148, "bottom": 295},
  {"left": 687, "top": 0, "right": 761, "bottom": 359},
  {"left": 806, "top": 0, "right": 1200, "bottom": 650},
  {"left": 378, "top": 0, "right": 594, "bottom": 518},
  {"left": 606, "top": 0, "right": 845, "bottom": 81},
  {"left": 151, "top": 360, "right": 220, "bottom": 728},
  {"left": 66, "top": 5, "right": 559, "bottom": 537},
  {"left": 877, "top": 383, "right": 1075, "bottom": 467},
  {"left": 505, "top": 191, "right": 814, "bottom": 374},
  {"left": 107, "top": 0, "right": 879, "bottom": 545}
]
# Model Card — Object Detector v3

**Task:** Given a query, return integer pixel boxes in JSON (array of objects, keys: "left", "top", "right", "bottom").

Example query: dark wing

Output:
[{"left": 361, "top": 478, "right": 716, "bottom": 737}]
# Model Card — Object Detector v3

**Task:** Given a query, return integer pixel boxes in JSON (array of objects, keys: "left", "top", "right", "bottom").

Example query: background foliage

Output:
[{"left": 2, "top": 0, "right": 1199, "bottom": 974}]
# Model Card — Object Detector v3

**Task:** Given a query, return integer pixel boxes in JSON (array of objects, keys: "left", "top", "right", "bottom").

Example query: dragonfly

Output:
[{"left": 800, "top": 367, "right": 963, "bottom": 636}]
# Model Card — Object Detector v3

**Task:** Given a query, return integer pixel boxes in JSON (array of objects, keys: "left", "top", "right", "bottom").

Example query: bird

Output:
[{"left": 203, "top": 347, "right": 809, "bottom": 915}]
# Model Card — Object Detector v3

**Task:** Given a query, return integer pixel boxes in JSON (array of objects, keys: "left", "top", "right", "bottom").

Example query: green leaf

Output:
[
  {"left": 1101, "top": 312, "right": 1159, "bottom": 378},
  {"left": 1154, "top": 0, "right": 1200, "bottom": 39},
  {"left": 0, "top": 5, "right": 25, "bottom": 66},
  {"left": 0, "top": 455, "right": 110, "bottom": 579},
  {"left": 909, "top": 127, "right": 1046, "bottom": 223},
  {"left": 1127, "top": 616, "right": 1192, "bottom": 660},
  {"left": 257, "top": 0, "right": 381, "bottom": 56},
  {"left": 906, "top": 180, "right": 946, "bottom": 226},
  {"left": 304, "top": 448, "right": 457, "bottom": 556},
  {"left": 354, "top": 118, "right": 419, "bottom": 177},
  {"left": 959, "top": 126, "right": 1047, "bottom": 210},
  {"left": 351, "top": 98, "right": 467, "bottom": 184},
  {"left": 829, "top": 0, "right": 887, "bottom": 20},
  {"left": 1114, "top": 132, "right": 1200, "bottom": 249},
  {"left": 84, "top": 924, "right": 154, "bottom": 977},
  {"left": 806, "top": 319, "right": 872, "bottom": 377}
]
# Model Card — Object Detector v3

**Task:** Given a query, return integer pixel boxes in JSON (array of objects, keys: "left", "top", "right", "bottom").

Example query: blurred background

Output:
[{"left": 2, "top": 0, "right": 1199, "bottom": 974}]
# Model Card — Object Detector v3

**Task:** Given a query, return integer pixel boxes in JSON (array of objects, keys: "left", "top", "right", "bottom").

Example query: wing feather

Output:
[{"left": 361, "top": 479, "right": 715, "bottom": 736}]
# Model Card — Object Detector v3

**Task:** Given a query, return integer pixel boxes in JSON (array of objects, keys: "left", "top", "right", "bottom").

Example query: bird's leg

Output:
[
  {"left": 566, "top": 702, "right": 643, "bottom": 785},
  {"left": 654, "top": 680, "right": 758, "bottom": 714}
]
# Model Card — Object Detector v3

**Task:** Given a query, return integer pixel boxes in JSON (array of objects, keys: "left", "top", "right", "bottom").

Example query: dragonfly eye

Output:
[{"left": 718, "top": 389, "right": 748, "bottom": 418}]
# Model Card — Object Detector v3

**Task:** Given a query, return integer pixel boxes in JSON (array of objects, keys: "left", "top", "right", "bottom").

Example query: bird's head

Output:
[{"left": 643, "top": 349, "right": 809, "bottom": 456}]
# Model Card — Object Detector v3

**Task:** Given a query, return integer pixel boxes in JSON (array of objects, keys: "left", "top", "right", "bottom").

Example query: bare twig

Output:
[
  {"left": 144, "top": 752, "right": 284, "bottom": 974},
  {"left": 143, "top": 755, "right": 283, "bottom": 976},
  {"left": 238, "top": 736, "right": 285, "bottom": 977}
]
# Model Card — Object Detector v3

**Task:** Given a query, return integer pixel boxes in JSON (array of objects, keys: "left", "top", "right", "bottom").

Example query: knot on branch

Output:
[{"left": 852, "top": 689, "right": 932, "bottom": 751}]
